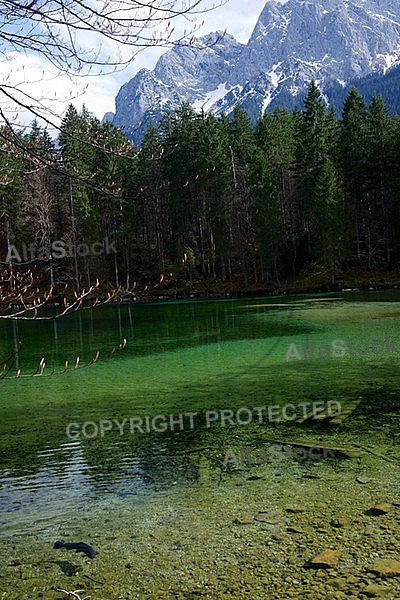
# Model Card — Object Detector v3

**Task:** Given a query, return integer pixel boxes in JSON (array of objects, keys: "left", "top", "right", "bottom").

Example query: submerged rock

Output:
[
  {"left": 53, "top": 540, "right": 97, "bottom": 559},
  {"left": 356, "top": 476, "right": 370, "bottom": 484},
  {"left": 368, "top": 559, "right": 400, "bottom": 578},
  {"left": 363, "top": 583, "right": 390, "bottom": 597},
  {"left": 309, "top": 549, "right": 340, "bottom": 568},
  {"left": 368, "top": 503, "right": 392, "bottom": 516},
  {"left": 233, "top": 516, "right": 253, "bottom": 525}
]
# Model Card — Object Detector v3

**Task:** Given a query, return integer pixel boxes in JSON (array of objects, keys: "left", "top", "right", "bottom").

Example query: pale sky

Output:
[{"left": 0, "top": 0, "right": 268, "bottom": 131}]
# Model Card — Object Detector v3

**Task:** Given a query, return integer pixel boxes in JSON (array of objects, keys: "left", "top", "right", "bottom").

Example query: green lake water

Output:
[{"left": 1, "top": 291, "right": 400, "bottom": 598}]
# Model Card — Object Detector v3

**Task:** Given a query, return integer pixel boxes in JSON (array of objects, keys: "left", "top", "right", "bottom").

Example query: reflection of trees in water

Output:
[
  {"left": 0, "top": 298, "right": 306, "bottom": 378},
  {"left": 0, "top": 308, "right": 127, "bottom": 378}
]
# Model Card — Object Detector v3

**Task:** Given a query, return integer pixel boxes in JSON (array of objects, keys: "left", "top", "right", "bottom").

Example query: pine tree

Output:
[
  {"left": 340, "top": 87, "right": 369, "bottom": 264},
  {"left": 161, "top": 102, "right": 203, "bottom": 281},
  {"left": 364, "top": 94, "right": 396, "bottom": 267},
  {"left": 134, "top": 122, "right": 168, "bottom": 274},
  {"left": 227, "top": 106, "right": 257, "bottom": 287},
  {"left": 294, "top": 81, "right": 339, "bottom": 272},
  {"left": 255, "top": 107, "right": 296, "bottom": 276}
]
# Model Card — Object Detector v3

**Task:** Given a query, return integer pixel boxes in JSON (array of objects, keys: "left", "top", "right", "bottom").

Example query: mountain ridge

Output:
[{"left": 104, "top": 0, "right": 400, "bottom": 143}]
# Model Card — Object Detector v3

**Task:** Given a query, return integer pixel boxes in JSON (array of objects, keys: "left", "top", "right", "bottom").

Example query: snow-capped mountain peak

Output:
[{"left": 106, "top": 0, "right": 400, "bottom": 143}]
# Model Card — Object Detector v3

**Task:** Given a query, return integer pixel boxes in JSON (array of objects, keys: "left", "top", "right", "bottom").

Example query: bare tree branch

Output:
[
  {"left": 0, "top": 1, "right": 226, "bottom": 78},
  {"left": 0, "top": 1, "right": 227, "bottom": 189}
]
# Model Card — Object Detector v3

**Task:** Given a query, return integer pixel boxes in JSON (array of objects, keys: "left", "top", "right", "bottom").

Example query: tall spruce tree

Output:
[
  {"left": 364, "top": 94, "right": 396, "bottom": 267},
  {"left": 255, "top": 107, "right": 296, "bottom": 277},
  {"left": 340, "top": 87, "right": 369, "bottom": 264},
  {"left": 227, "top": 106, "right": 257, "bottom": 287},
  {"left": 295, "top": 81, "right": 340, "bottom": 273},
  {"left": 134, "top": 122, "right": 168, "bottom": 274},
  {"left": 161, "top": 102, "right": 203, "bottom": 282}
]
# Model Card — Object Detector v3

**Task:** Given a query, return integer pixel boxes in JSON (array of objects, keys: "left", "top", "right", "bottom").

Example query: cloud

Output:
[{"left": 0, "top": 51, "right": 120, "bottom": 131}]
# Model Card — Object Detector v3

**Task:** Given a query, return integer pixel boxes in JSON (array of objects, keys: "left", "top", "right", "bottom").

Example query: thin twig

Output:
[
  {"left": 1, "top": 340, "right": 125, "bottom": 379},
  {"left": 55, "top": 589, "right": 90, "bottom": 600}
]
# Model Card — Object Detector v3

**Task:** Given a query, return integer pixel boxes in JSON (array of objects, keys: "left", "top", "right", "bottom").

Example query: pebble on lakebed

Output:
[
  {"left": 309, "top": 549, "right": 341, "bottom": 568},
  {"left": 367, "top": 503, "right": 392, "bottom": 515},
  {"left": 363, "top": 583, "right": 391, "bottom": 598},
  {"left": 368, "top": 559, "right": 400, "bottom": 578}
]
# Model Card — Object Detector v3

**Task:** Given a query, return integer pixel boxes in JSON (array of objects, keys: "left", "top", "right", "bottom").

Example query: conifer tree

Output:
[
  {"left": 340, "top": 87, "right": 369, "bottom": 263},
  {"left": 295, "top": 80, "right": 337, "bottom": 270},
  {"left": 364, "top": 94, "right": 396, "bottom": 267},
  {"left": 134, "top": 122, "right": 168, "bottom": 274},
  {"left": 227, "top": 106, "right": 257, "bottom": 287}
]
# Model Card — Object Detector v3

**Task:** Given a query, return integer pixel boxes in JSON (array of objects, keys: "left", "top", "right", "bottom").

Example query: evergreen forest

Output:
[{"left": 1, "top": 81, "right": 400, "bottom": 298}]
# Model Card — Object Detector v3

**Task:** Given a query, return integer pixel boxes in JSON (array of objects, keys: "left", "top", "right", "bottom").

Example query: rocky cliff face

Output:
[{"left": 106, "top": 0, "right": 400, "bottom": 143}]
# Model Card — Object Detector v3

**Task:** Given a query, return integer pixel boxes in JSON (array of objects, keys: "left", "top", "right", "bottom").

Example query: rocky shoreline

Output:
[{"left": 1, "top": 427, "right": 400, "bottom": 599}]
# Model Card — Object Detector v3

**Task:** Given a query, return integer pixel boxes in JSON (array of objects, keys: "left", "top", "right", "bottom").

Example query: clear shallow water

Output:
[{"left": 1, "top": 290, "right": 400, "bottom": 532}]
